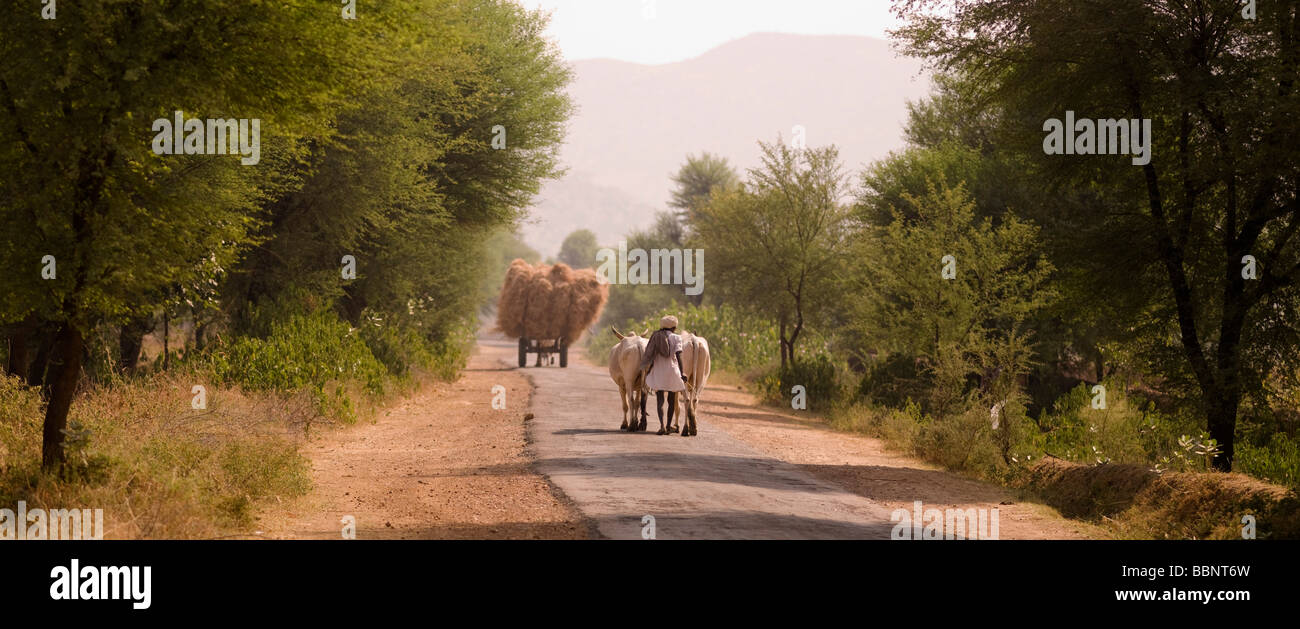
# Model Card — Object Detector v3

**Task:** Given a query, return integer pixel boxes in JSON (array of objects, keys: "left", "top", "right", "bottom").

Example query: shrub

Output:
[
  {"left": 756, "top": 353, "right": 846, "bottom": 411},
  {"left": 1038, "top": 380, "right": 1206, "bottom": 470},
  {"left": 207, "top": 310, "right": 388, "bottom": 423},
  {"left": 1237, "top": 433, "right": 1300, "bottom": 489},
  {"left": 857, "top": 353, "right": 931, "bottom": 410},
  {"left": 358, "top": 311, "right": 472, "bottom": 382},
  {"left": 913, "top": 405, "right": 1003, "bottom": 477},
  {"left": 593, "top": 303, "right": 831, "bottom": 375},
  {"left": 830, "top": 400, "right": 923, "bottom": 450}
]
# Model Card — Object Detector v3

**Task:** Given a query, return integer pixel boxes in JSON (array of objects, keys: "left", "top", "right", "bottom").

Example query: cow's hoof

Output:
[{"left": 656, "top": 428, "right": 667, "bottom": 435}]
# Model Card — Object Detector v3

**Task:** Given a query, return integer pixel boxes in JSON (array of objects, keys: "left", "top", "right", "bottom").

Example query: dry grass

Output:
[
  {"left": 815, "top": 397, "right": 1300, "bottom": 539},
  {"left": 0, "top": 370, "right": 336, "bottom": 539},
  {"left": 1015, "top": 457, "right": 1300, "bottom": 539}
]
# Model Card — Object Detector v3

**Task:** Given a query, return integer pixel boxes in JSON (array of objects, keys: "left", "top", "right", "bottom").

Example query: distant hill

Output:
[{"left": 523, "top": 32, "right": 931, "bottom": 255}]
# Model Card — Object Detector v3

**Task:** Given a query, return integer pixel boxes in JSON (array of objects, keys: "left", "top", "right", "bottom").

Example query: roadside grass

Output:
[
  {"left": 822, "top": 392, "right": 1300, "bottom": 539},
  {"left": 585, "top": 303, "right": 820, "bottom": 375},
  {"left": 0, "top": 370, "right": 315, "bottom": 538},
  {"left": 0, "top": 311, "right": 472, "bottom": 539},
  {"left": 1014, "top": 457, "right": 1300, "bottom": 540},
  {"left": 582, "top": 326, "right": 1300, "bottom": 539},
  {"left": 701, "top": 363, "right": 1300, "bottom": 539}
]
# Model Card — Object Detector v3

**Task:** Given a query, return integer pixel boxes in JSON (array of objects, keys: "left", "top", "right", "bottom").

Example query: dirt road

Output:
[
  {"left": 258, "top": 345, "right": 591, "bottom": 540},
  {"left": 515, "top": 338, "right": 1093, "bottom": 540},
  {"left": 518, "top": 338, "right": 896, "bottom": 539},
  {"left": 261, "top": 336, "right": 1093, "bottom": 540}
]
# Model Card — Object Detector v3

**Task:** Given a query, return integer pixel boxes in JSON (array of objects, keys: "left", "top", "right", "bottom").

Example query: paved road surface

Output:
[{"left": 486, "top": 338, "right": 896, "bottom": 539}]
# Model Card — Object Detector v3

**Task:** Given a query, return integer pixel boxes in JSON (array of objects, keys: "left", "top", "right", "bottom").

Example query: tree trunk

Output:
[
  {"left": 162, "top": 315, "right": 170, "bottom": 371},
  {"left": 1207, "top": 393, "right": 1237, "bottom": 472},
  {"left": 341, "top": 285, "right": 366, "bottom": 327},
  {"left": 789, "top": 291, "right": 804, "bottom": 368},
  {"left": 6, "top": 327, "right": 31, "bottom": 381},
  {"left": 1209, "top": 297, "right": 1248, "bottom": 472},
  {"left": 193, "top": 304, "right": 210, "bottom": 352},
  {"left": 788, "top": 322, "right": 802, "bottom": 368},
  {"left": 778, "top": 318, "right": 788, "bottom": 370},
  {"left": 41, "top": 324, "right": 84, "bottom": 470},
  {"left": 27, "top": 328, "right": 55, "bottom": 390},
  {"left": 118, "top": 315, "right": 151, "bottom": 374}
]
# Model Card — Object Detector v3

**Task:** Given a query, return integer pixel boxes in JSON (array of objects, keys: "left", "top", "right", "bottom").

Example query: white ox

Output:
[
  {"left": 609, "top": 327, "right": 649, "bottom": 431},
  {"left": 675, "top": 331, "right": 711, "bottom": 437}
]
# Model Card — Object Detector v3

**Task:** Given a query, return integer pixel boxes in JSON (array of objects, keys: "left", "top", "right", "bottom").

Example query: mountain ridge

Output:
[{"left": 523, "top": 32, "right": 931, "bottom": 255}]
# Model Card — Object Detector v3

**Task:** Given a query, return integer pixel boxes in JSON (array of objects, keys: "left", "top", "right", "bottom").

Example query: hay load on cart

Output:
[{"left": 496, "top": 259, "right": 608, "bottom": 367}]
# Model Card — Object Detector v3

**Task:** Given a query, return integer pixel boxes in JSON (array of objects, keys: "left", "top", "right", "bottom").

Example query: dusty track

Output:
[
  {"left": 261, "top": 336, "right": 1092, "bottom": 540},
  {"left": 696, "top": 387, "right": 1097, "bottom": 539},
  {"left": 258, "top": 346, "right": 591, "bottom": 540},
  {"left": 518, "top": 338, "right": 895, "bottom": 539}
]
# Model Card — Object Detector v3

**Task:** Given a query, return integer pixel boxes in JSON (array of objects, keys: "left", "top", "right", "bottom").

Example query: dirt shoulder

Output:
[
  {"left": 256, "top": 347, "right": 592, "bottom": 540},
  {"left": 698, "top": 385, "right": 1103, "bottom": 540},
  {"left": 256, "top": 337, "right": 1099, "bottom": 540}
]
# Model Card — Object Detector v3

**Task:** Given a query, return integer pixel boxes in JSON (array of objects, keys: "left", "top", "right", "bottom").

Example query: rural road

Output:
[
  {"left": 492, "top": 337, "right": 899, "bottom": 540},
  {"left": 263, "top": 336, "right": 1093, "bottom": 540}
]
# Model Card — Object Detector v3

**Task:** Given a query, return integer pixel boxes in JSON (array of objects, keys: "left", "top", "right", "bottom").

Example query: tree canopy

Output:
[
  {"left": 0, "top": 0, "right": 572, "bottom": 469},
  {"left": 693, "top": 140, "right": 854, "bottom": 367},
  {"left": 891, "top": 0, "right": 1300, "bottom": 469}
]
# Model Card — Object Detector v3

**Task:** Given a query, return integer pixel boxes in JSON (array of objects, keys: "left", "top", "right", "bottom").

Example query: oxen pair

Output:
[{"left": 608, "top": 327, "right": 710, "bottom": 436}]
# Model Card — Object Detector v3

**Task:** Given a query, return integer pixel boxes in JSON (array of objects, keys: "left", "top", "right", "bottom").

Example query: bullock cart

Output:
[{"left": 495, "top": 259, "right": 608, "bottom": 369}]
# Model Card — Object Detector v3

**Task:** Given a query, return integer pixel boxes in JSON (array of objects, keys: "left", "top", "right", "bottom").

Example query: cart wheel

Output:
[
  {"left": 559, "top": 341, "right": 568, "bottom": 368},
  {"left": 518, "top": 337, "right": 528, "bottom": 368}
]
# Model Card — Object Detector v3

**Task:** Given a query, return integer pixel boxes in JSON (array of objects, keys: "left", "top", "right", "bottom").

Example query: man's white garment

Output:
[{"left": 645, "top": 332, "right": 685, "bottom": 392}]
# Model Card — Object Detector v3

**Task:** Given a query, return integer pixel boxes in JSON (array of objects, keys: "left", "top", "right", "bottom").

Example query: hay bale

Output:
[
  {"left": 544, "top": 281, "right": 574, "bottom": 340},
  {"left": 547, "top": 262, "right": 575, "bottom": 285},
  {"left": 565, "top": 269, "right": 607, "bottom": 342},
  {"left": 523, "top": 276, "right": 555, "bottom": 339},
  {"left": 495, "top": 259, "right": 536, "bottom": 338},
  {"left": 495, "top": 260, "right": 608, "bottom": 343}
]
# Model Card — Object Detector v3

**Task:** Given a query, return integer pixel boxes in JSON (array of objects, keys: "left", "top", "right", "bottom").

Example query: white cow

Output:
[
  {"left": 609, "top": 327, "right": 649, "bottom": 432},
  {"left": 675, "top": 331, "right": 711, "bottom": 437}
]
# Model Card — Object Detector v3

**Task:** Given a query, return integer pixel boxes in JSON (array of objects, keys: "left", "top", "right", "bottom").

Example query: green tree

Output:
[
  {"left": 222, "top": 0, "right": 571, "bottom": 354},
  {"left": 559, "top": 229, "right": 599, "bottom": 268},
  {"left": 599, "top": 213, "right": 689, "bottom": 326},
  {"left": 0, "top": 0, "right": 363, "bottom": 468},
  {"left": 850, "top": 182, "right": 1056, "bottom": 415},
  {"left": 894, "top": 0, "right": 1300, "bottom": 469},
  {"left": 694, "top": 140, "right": 853, "bottom": 368},
  {"left": 857, "top": 73, "right": 1115, "bottom": 411},
  {"left": 481, "top": 228, "right": 541, "bottom": 309},
  {"left": 669, "top": 152, "right": 739, "bottom": 225}
]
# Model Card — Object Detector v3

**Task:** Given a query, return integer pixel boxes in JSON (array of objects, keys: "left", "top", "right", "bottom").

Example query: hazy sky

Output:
[{"left": 520, "top": 0, "right": 902, "bottom": 64}]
